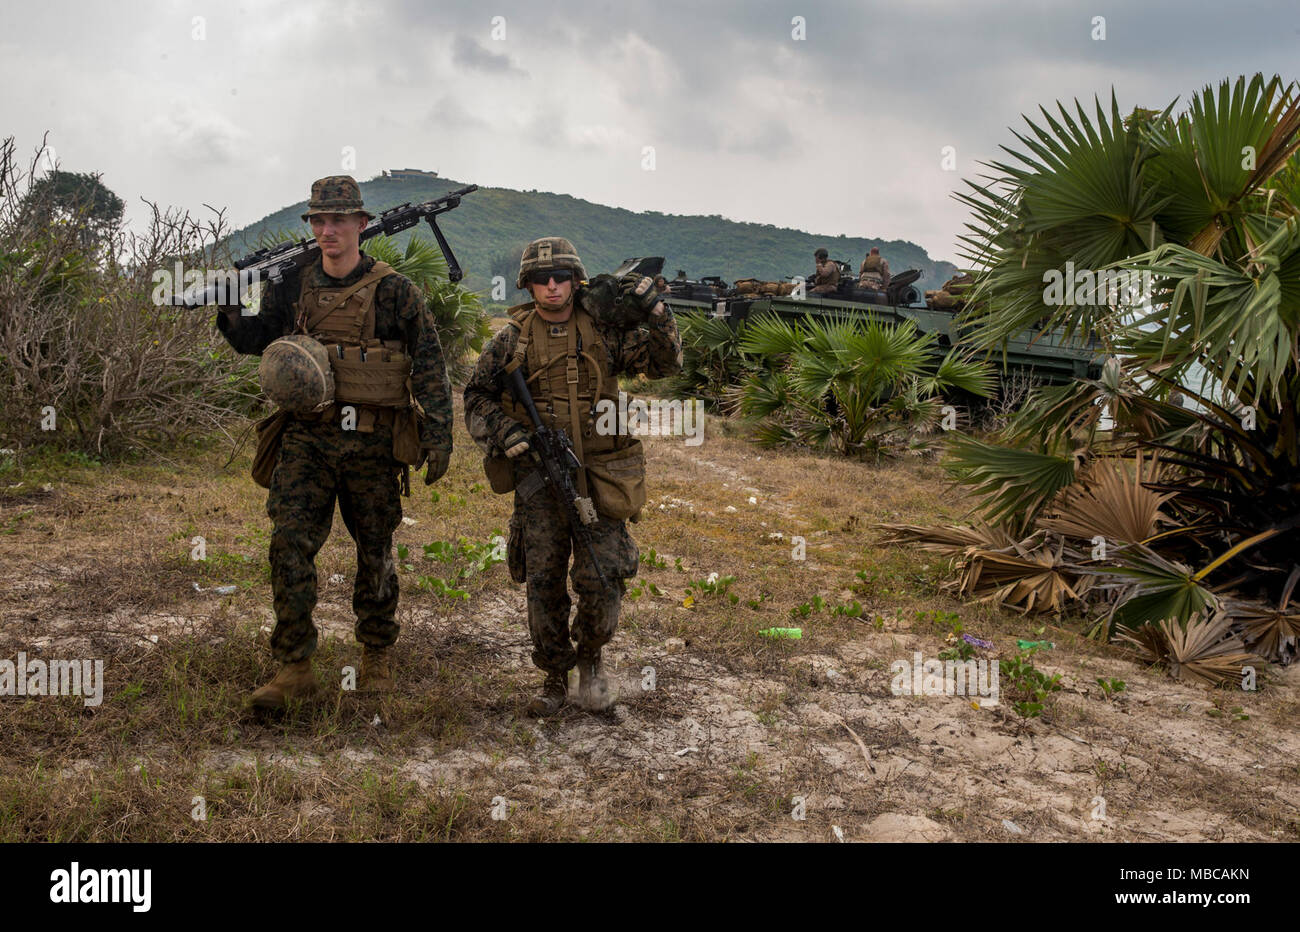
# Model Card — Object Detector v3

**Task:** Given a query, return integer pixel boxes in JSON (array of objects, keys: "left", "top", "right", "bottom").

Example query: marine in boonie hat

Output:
[{"left": 301, "top": 175, "right": 375, "bottom": 222}]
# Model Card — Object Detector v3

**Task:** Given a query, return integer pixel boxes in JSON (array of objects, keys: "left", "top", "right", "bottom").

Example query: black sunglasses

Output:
[{"left": 527, "top": 269, "right": 574, "bottom": 286}]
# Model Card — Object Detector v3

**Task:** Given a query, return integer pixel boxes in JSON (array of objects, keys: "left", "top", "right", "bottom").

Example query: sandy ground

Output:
[{"left": 1, "top": 415, "right": 1297, "bottom": 842}]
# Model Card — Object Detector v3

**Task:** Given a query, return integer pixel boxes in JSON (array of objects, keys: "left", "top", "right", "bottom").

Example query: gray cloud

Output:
[
  {"left": 451, "top": 34, "right": 528, "bottom": 76},
  {"left": 426, "top": 95, "right": 493, "bottom": 130},
  {"left": 142, "top": 105, "right": 250, "bottom": 166},
  {"left": 2, "top": 0, "right": 1297, "bottom": 261}
]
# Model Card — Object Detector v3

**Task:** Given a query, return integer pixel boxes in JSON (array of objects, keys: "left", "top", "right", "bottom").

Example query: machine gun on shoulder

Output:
[{"left": 173, "top": 184, "right": 478, "bottom": 308}]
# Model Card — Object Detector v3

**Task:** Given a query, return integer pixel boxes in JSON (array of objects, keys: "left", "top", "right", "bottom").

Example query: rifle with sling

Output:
[{"left": 505, "top": 368, "right": 610, "bottom": 590}]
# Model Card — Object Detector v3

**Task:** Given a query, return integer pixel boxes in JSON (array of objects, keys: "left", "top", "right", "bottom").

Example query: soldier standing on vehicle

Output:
[
  {"left": 215, "top": 175, "right": 454, "bottom": 710},
  {"left": 463, "top": 237, "right": 682, "bottom": 716},
  {"left": 858, "top": 246, "right": 891, "bottom": 290},
  {"left": 811, "top": 248, "right": 840, "bottom": 295}
]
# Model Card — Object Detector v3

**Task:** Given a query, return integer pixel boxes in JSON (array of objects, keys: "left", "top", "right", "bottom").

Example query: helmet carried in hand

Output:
[{"left": 259, "top": 335, "right": 335, "bottom": 412}]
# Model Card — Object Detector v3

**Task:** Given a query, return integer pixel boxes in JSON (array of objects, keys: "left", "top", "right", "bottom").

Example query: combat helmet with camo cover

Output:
[
  {"left": 516, "top": 236, "right": 587, "bottom": 289},
  {"left": 258, "top": 335, "right": 335, "bottom": 412}
]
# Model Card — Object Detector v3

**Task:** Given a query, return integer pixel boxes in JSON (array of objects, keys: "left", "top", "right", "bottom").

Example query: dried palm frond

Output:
[
  {"left": 1220, "top": 596, "right": 1300, "bottom": 665},
  {"left": 1119, "top": 613, "right": 1260, "bottom": 686},
  {"left": 957, "top": 534, "right": 1086, "bottom": 614},
  {"left": 878, "top": 524, "right": 1092, "bottom": 612},
  {"left": 1040, "top": 452, "right": 1174, "bottom": 544},
  {"left": 872, "top": 522, "right": 1017, "bottom": 555}
]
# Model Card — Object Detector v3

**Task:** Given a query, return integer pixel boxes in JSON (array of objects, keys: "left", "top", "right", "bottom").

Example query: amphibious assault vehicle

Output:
[{"left": 617, "top": 256, "right": 1104, "bottom": 384}]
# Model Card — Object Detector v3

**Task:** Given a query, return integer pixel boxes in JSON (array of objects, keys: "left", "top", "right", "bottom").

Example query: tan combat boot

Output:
[
  {"left": 359, "top": 645, "right": 395, "bottom": 692},
  {"left": 526, "top": 671, "right": 568, "bottom": 717},
  {"left": 249, "top": 660, "right": 320, "bottom": 710},
  {"left": 575, "top": 649, "right": 613, "bottom": 712}
]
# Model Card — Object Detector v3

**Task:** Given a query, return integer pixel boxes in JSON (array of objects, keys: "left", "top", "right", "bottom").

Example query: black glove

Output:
[
  {"left": 579, "top": 274, "right": 660, "bottom": 329},
  {"left": 214, "top": 304, "right": 243, "bottom": 332},
  {"left": 422, "top": 447, "right": 450, "bottom": 485}
]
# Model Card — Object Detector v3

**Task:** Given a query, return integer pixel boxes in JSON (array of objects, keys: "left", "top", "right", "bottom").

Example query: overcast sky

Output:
[{"left": 3, "top": 0, "right": 1297, "bottom": 262}]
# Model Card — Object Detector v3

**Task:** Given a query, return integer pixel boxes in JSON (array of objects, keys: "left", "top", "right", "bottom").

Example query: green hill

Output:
[{"left": 230, "top": 174, "right": 958, "bottom": 300}]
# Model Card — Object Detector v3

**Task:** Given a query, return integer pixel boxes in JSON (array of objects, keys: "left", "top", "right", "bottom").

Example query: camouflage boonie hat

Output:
[
  {"left": 301, "top": 175, "right": 374, "bottom": 222},
  {"left": 517, "top": 236, "right": 587, "bottom": 289}
]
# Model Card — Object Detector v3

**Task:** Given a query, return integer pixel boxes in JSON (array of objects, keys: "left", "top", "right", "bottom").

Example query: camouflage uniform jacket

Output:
[
  {"left": 216, "top": 254, "right": 454, "bottom": 453},
  {"left": 812, "top": 259, "right": 840, "bottom": 292},
  {"left": 463, "top": 301, "right": 683, "bottom": 457}
]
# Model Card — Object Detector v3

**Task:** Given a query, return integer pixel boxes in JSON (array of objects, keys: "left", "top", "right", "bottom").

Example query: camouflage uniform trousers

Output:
[
  {"left": 510, "top": 483, "right": 640, "bottom": 675},
  {"left": 266, "top": 416, "right": 404, "bottom": 663}
]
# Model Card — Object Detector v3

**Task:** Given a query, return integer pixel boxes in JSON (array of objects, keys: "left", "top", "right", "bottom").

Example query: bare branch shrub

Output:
[
  {"left": 0, "top": 135, "right": 264, "bottom": 460},
  {"left": 978, "top": 371, "right": 1043, "bottom": 433}
]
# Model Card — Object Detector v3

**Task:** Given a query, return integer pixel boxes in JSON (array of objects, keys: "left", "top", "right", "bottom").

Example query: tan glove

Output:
[
  {"left": 502, "top": 424, "right": 530, "bottom": 459},
  {"left": 620, "top": 274, "right": 661, "bottom": 321}
]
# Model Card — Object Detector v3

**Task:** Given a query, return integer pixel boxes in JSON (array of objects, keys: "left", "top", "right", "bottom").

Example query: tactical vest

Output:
[
  {"left": 294, "top": 260, "right": 413, "bottom": 412},
  {"left": 492, "top": 301, "right": 646, "bottom": 519},
  {"left": 250, "top": 260, "right": 423, "bottom": 496},
  {"left": 859, "top": 254, "right": 885, "bottom": 289}
]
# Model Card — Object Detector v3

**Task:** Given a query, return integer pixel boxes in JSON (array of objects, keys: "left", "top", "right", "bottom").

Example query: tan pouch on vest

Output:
[
  {"left": 331, "top": 344, "right": 412, "bottom": 407},
  {"left": 392, "top": 407, "right": 423, "bottom": 467},
  {"left": 252, "top": 410, "right": 291, "bottom": 489},
  {"left": 484, "top": 454, "right": 516, "bottom": 493},
  {"left": 584, "top": 439, "right": 646, "bottom": 520}
]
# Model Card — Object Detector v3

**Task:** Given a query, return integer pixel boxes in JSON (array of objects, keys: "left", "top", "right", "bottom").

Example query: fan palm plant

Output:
[
  {"left": 888, "top": 75, "right": 1300, "bottom": 672},
  {"left": 668, "top": 311, "right": 752, "bottom": 409},
  {"left": 949, "top": 75, "right": 1298, "bottom": 598},
  {"left": 360, "top": 234, "right": 490, "bottom": 385},
  {"left": 731, "top": 313, "right": 993, "bottom": 459}
]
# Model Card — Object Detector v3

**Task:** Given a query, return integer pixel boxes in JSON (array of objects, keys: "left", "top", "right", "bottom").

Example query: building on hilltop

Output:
[{"left": 383, "top": 168, "right": 439, "bottom": 180}]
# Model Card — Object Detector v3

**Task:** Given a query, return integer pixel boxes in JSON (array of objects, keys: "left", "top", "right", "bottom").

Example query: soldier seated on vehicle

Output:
[
  {"left": 859, "top": 247, "right": 891, "bottom": 290},
  {"left": 654, "top": 274, "right": 672, "bottom": 295},
  {"left": 811, "top": 248, "right": 840, "bottom": 295}
]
